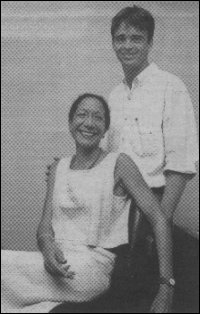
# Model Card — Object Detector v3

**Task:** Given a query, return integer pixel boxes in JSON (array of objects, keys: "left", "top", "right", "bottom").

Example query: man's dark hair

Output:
[
  {"left": 68, "top": 93, "right": 110, "bottom": 131},
  {"left": 111, "top": 5, "right": 155, "bottom": 43}
]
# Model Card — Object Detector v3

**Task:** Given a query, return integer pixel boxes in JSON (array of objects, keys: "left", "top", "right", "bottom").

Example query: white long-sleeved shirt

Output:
[{"left": 101, "top": 63, "right": 199, "bottom": 187}]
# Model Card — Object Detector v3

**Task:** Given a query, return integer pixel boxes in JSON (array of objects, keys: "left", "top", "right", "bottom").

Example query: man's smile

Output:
[{"left": 122, "top": 54, "right": 137, "bottom": 59}]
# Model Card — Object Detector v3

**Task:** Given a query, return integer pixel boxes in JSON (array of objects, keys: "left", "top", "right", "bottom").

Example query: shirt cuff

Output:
[{"left": 164, "top": 160, "right": 198, "bottom": 175}]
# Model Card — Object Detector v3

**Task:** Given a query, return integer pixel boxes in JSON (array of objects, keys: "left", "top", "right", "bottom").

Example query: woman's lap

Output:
[{"left": 1, "top": 247, "right": 115, "bottom": 313}]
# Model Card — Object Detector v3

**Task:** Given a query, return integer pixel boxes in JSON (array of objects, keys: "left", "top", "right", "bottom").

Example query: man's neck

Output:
[{"left": 123, "top": 61, "right": 149, "bottom": 89}]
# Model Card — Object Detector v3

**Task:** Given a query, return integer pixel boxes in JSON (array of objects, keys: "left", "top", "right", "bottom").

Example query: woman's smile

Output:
[{"left": 78, "top": 129, "right": 98, "bottom": 139}]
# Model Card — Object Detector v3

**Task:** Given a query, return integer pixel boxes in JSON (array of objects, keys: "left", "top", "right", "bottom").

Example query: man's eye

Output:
[{"left": 131, "top": 36, "right": 143, "bottom": 42}]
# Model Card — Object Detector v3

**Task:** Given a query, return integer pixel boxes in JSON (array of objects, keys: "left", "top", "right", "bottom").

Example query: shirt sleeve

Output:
[{"left": 163, "top": 78, "right": 199, "bottom": 174}]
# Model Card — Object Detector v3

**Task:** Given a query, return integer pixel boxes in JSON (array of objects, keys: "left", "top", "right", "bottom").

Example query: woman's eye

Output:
[
  {"left": 94, "top": 116, "right": 104, "bottom": 121},
  {"left": 77, "top": 113, "right": 86, "bottom": 118},
  {"left": 115, "top": 35, "right": 125, "bottom": 42}
]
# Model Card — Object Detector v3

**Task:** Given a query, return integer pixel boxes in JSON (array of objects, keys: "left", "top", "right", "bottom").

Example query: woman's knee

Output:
[
  {"left": 69, "top": 262, "right": 110, "bottom": 301},
  {"left": 76, "top": 276, "right": 110, "bottom": 302}
]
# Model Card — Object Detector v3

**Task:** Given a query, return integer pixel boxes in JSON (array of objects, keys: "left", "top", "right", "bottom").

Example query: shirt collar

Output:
[{"left": 122, "top": 62, "right": 159, "bottom": 87}]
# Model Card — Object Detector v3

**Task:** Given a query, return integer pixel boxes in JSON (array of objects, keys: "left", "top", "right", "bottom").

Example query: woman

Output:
[{"left": 1, "top": 93, "right": 174, "bottom": 313}]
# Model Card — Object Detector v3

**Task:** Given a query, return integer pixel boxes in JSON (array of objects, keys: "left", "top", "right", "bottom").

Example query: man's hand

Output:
[
  {"left": 150, "top": 285, "right": 174, "bottom": 313},
  {"left": 45, "top": 157, "right": 60, "bottom": 181},
  {"left": 43, "top": 241, "right": 75, "bottom": 279}
]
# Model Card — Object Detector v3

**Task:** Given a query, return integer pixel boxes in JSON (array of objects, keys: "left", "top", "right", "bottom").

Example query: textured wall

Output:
[{"left": 1, "top": 1, "right": 199, "bottom": 250}]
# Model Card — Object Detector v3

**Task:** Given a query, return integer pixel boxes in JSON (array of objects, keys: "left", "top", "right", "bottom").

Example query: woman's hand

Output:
[
  {"left": 42, "top": 240, "right": 75, "bottom": 279},
  {"left": 150, "top": 285, "right": 174, "bottom": 313}
]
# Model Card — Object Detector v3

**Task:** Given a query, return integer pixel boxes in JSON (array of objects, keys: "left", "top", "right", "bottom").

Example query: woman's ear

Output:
[
  {"left": 68, "top": 121, "right": 75, "bottom": 139},
  {"left": 102, "top": 129, "right": 107, "bottom": 138},
  {"left": 148, "top": 39, "right": 153, "bottom": 52},
  {"left": 68, "top": 120, "right": 73, "bottom": 133}
]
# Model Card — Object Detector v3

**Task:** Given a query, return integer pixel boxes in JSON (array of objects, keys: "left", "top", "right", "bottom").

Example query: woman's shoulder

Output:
[
  {"left": 101, "top": 152, "right": 135, "bottom": 171},
  {"left": 101, "top": 152, "right": 120, "bottom": 168},
  {"left": 115, "top": 153, "right": 138, "bottom": 175},
  {"left": 116, "top": 152, "right": 134, "bottom": 166},
  {"left": 101, "top": 152, "right": 136, "bottom": 178}
]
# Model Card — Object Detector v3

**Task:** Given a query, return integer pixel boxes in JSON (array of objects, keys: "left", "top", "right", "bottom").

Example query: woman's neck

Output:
[{"left": 72, "top": 146, "right": 103, "bottom": 170}]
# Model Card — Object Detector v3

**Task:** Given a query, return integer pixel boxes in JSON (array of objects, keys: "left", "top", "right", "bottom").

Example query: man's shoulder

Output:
[{"left": 155, "top": 67, "right": 187, "bottom": 91}]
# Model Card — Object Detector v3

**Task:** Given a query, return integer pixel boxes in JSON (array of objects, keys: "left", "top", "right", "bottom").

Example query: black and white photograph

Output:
[{"left": 1, "top": 1, "right": 199, "bottom": 313}]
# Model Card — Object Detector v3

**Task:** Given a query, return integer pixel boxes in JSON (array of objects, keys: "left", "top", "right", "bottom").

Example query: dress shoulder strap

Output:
[{"left": 103, "top": 152, "right": 120, "bottom": 171}]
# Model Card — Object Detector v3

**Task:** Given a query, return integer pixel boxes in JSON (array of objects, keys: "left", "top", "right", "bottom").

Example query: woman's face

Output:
[{"left": 69, "top": 97, "right": 107, "bottom": 149}]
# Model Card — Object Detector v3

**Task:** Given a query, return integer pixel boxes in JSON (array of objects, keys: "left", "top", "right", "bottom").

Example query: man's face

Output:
[{"left": 112, "top": 22, "right": 152, "bottom": 69}]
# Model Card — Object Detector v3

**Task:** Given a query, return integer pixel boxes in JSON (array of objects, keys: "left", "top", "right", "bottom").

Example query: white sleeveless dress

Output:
[{"left": 1, "top": 153, "right": 131, "bottom": 313}]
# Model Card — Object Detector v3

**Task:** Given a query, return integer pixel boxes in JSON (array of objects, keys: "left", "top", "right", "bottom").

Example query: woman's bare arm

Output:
[{"left": 115, "top": 153, "right": 173, "bottom": 281}]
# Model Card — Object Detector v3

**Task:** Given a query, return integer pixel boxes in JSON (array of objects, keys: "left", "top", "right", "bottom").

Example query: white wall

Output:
[{"left": 1, "top": 1, "right": 199, "bottom": 250}]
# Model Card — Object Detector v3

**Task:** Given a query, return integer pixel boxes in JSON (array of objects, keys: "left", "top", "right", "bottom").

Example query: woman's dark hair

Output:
[
  {"left": 68, "top": 93, "right": 110, "bottom": 131},
  {"left": 111, "top": 5, "right": 155, "bottom": 43}
]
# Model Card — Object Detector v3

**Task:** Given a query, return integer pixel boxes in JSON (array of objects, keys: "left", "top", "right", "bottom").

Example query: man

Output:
[
  {"left": 100, "top": 7, "right": 199, "bottom": 311},
  {"left": 102, "top": 5, "right": 198, "bottom": 222}
]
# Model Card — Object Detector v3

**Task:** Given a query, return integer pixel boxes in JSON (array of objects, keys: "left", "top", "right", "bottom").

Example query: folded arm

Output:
[{"left": 162, "top": 80, "right": 198, "bottom": 220}]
